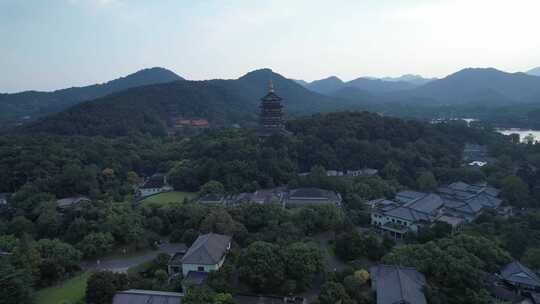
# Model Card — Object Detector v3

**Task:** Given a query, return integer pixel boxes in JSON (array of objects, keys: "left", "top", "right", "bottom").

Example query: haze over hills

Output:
[
  {"left": 8, "top": 66, "right": 540, "bottom": 136},
  {"left": 300, "top": 74, "right": 431, "bottom": 95},
  {"left": 379, "top": 74, "right": 437, "bottom": 86},
  {"left": 0, "top": 67, "right": 184, "bottom": 127},
  {"left": 24, "top": 69, "right": 360, "bottom": 136},
  {"left": 392, "top": 68, "right": 540, "bottom": 105},
  {"left": 527, "top": 67, "right": 540, "bottom": 76}
]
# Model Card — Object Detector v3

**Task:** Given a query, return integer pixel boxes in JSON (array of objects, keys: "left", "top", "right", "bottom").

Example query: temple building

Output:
[{"left": 259, "top": 80, "right": 286, "bottom": 136}]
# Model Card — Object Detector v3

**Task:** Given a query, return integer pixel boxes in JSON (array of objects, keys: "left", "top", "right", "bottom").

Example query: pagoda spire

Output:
[{"left": 268, "top": 78, "right": 274, "bottom": 93}]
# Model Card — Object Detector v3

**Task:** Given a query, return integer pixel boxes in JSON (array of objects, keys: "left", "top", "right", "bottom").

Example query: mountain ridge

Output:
[{"left": 0, "top": 67, "right": 184, "bottom": 127}]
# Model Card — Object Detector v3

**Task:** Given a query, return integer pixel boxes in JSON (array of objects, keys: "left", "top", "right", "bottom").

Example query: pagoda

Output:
[{"left": 259, "top": 80, "right": 286, "bottom": 136}]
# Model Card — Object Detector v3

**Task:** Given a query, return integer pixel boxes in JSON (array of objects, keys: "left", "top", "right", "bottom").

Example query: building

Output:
[
  {"left": 259, "top": 80, "right": 286, "bottom": 137},
  {"left": 284, "top": 188, "right": 342, "bottom": 208},
  {"left": 167, "top": 245, "right": 188, "bottom": 276},
  {"left": 369, "top": 264, "right": 427, "bottom": 304},
  {"left": 437, "top": 181, "right": 502, "bottom": 222},
  {"left": 198, "top": 194, "right": 226, "bottom": 205},
  {"left": 500, "top": 261, "right": 540, "bottom": 292},
  {"left": 368, "top": 181, "right": 503, "bottom": 238},
  {"left": 113, "top": 290, "right": 183, "bottom": 304},
  {"left": 233, "top": 294, "right": 306, "bottom": 304},
  {"left": 228, "top": 187, "right": 286, "bottom": 206},
  {"left": 0, "top": 193, "right": 10, "bottom": 205},
  {"left": 56, "top": 196, "right": 91, "bottom": 210},
  {"left": 181, "top": 233, "right": 231, "bottom": 277},
  {"left": 138, "top": 174, "right": 173, "bottom": 198},
  {"left": 369, "top": 192, "right": 446, "bottom": 239},
  {"left": 325, "top": 169, "right": 378, "bottom": 177},
  {"left": 485, "top": 273, "right": 530, "bottom": 304}
]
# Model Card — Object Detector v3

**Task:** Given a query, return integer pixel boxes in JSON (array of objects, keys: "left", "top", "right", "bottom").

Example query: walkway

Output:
[{"left": 81, "top": 242, "right": 187, "bottom": 273}]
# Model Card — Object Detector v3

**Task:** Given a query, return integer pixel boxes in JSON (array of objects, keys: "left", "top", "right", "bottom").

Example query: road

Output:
[{"left": 81, "top": 242, "right": 187, "bottom": 273}]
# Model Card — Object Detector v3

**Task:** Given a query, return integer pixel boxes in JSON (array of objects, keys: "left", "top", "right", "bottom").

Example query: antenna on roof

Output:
[{"left": 268, "top": 77, "right": 274, "bottom": 93}]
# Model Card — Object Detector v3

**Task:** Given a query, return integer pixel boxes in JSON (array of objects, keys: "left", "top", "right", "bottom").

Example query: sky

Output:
[{"left": 1, "top": 0, "right": 540, "bottom": 93}]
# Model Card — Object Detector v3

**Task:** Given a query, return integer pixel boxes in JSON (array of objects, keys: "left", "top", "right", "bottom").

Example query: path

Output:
[{"left": 81, "top": 242, "right": 187, "bottom": 273}]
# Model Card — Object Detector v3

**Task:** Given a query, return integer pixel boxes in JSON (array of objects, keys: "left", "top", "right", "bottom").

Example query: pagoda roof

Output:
[{"left": 261, "top": 91, "right": 282, "bottom": 102}]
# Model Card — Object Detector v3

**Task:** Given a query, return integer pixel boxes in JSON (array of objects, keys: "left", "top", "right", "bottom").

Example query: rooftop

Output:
[
  {"left": 501, "top": 261, "right": 540, "bottom": 288},
  {"left": 369, "top": 264, "right": 427, "bottom": 304},
  {"left": 181, "top": 233, "right": 231, "bottom": 265},
  {"left": 113, "top": 289, "right": 183, "bottom": 304}
]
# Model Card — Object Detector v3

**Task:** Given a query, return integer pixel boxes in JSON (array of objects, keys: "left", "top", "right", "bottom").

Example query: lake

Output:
[{"left": 496, "top": 128, "right": 540, "bottom": 144}]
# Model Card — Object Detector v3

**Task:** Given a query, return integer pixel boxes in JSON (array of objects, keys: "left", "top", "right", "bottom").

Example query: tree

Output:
[
  {"left": 283, "top": 242, "right": 324, "bottom": 291},
  {"left": 0, "top": 259, "right": 33, "bottom": 304},
  {"left": 36, "top": 239, "right": 81, "bottom": 284},
  {"left": 501, "top": 175, "right": 530, "bottom": 207},
  {"left": 524, "top": 248, "right": 540, "bottom": 272},
  {"left": 86, "top": 271, "right": 126, "bottom": 304},
  {"left": 126, "top": 171, "right": 141, "bottom": 186},
  {"left": 182, "top": 229, "right": 199, "bottom": 247},
  {"left": 200, "top": 180, "right": 225, "bottom": 195},
  {"left": 238, "top": 241, "right": 285, "bottom": 292},
  {"left": 417, "top": 171, "right": 438, "bottom": 192},
  {"left": 77, "top": 233, "right": 114, "bottom": 258},
  {"left": 10, "top": 235, "right": 41, "bottom": 284},
  {"left": 318, "top": 281, "right": 353, "bottom": 304}
]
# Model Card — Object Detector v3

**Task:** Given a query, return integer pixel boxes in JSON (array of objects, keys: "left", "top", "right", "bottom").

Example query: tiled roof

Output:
[
  {"left": 233, "top": 294, "right": 304, "bottom": 304},
  {"left": 369, "top": 265, "right": 427, "bottom": 304},
  {"left": 113, "top": 290, "right": 183, "bottom": 304},
  {"left": 140, "top": 174, "right": 166, "bottom": 189},
  {"left": 182, "top": 271, "right": 209, "bottom": 286},
  {"left": 181, "top": 233, "right": 231, "bottom": 265},
  {"left": 501, "top": 261, "right": 540, "bottom": 287},
  {"left": 56, "top": 196, "right": 90, "bottom": 208}
]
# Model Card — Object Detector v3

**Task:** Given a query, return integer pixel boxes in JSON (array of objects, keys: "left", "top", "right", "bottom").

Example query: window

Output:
[{"left": 197, "top": 266, "right": 204, "bottom": 272}]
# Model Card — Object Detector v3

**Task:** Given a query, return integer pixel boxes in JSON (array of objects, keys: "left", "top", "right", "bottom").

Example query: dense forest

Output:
[{"left": 2, "top": 111, "right": 540, "bottom": 304}]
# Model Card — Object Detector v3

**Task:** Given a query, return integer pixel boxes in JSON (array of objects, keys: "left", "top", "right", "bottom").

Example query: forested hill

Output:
[
  {"left": 23, "top": 69, "right": 361, "bottom": 137},
  {"left": 0, "top": 67, "right": 183, "bottom": 127}
]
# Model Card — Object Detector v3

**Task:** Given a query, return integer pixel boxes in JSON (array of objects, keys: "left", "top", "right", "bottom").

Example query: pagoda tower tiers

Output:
[{"left": 259, "top": 80, "right": 286, "bottom": 136}]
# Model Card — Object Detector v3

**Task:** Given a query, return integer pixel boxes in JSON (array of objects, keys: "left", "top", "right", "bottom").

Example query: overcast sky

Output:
[{"left": 1, "top": 0, "right": 539, "bottom": 93}]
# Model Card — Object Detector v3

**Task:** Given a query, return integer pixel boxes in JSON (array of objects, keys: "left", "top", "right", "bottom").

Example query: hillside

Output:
[
  {"left": 395, "top": 68, "right": 540, "bottom": 105},
  {"left": 0, "top": 67, "right": 184, "bottom": 127},
  {"left": 24, "top": 69, "right": 359, "bottom": 136},
  {"left": 305, "top": 76, "right": 345, "bottom": 94},
  {"left": 527, "top": 67, "right": 540, "bottom": 76}
]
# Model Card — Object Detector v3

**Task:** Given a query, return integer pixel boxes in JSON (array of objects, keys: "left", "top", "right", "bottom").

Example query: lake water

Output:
[{"left": 496, "top": 128, "right": 540, "bottom": 144}]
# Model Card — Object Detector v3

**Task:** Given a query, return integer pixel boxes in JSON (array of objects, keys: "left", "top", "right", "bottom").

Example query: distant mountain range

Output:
[
  {"left": 297, "top": 74, "right": 433, "bottom": 95},
  {"left": 392, "top": 68, "right": 540, "bottom": 105},
  {"left": 24, "top": 69, "right": 361, "bottom": 136},
  {"left": 0, "top": 67, "right": 184, "bottom": 127},
  {"left": 527, "top": 67, "right": 540, "bottom": 76},
  {"left": 8, "top": 65, "right": 540, "bottom": 136}
]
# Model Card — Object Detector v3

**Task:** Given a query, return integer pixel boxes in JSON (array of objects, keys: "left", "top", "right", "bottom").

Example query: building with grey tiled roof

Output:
[
  {"left": 113, "top": 289, "right": 183, "bottom": 304},
  {"left": 284, "top": 188, "right": 342, "bottom": 208},
  {"left": 369, "top": 265, "right": 427, "bottom": 304},
  {"left": 181, "top": 233, "right": 231, "bottom": 277},
  {"left": 500, "top": 261, "right": 540, "bottom": 291}
]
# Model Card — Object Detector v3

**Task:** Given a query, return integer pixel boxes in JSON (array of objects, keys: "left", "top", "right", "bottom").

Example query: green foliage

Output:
[
  {"left": 238, "top": 241, "right": 285, "bottom": 292},
  {"left": 501, "top": 175, "right": 530, "bottom": 207},
  {"left": 76, "top": 233, "right": 114, "bottom": 258},
  {"left": 283, "top": 242, "right": 324, "bottom": 291},
  {"left": 318, "top": 281, "right": 353, "bottom": 304},
  {"left": 383, "top": 234, "right": 511, "bottom": 303},
  {"left": 36, "top": 239, "right": 82, "bottom": 285},
  {"left": 417, "top": 170, "right": 438, "bottom": 192},
  {"left": 86, "top": 271, "right": 128, "bottom": 304},
  {"left": 0, "top": 258, "right": 33, "bottom": 304},
  {"left": 200, "top": 180, "right": 225, "bottom": 195}
]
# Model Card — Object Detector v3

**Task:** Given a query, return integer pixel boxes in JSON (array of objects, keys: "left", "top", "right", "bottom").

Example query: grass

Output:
[
  {"left": 138, "top": 191, "right": 196, "bottom": 206},
  {"left": 34, "top": 271, "right": 92, "bottom": 304}
]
